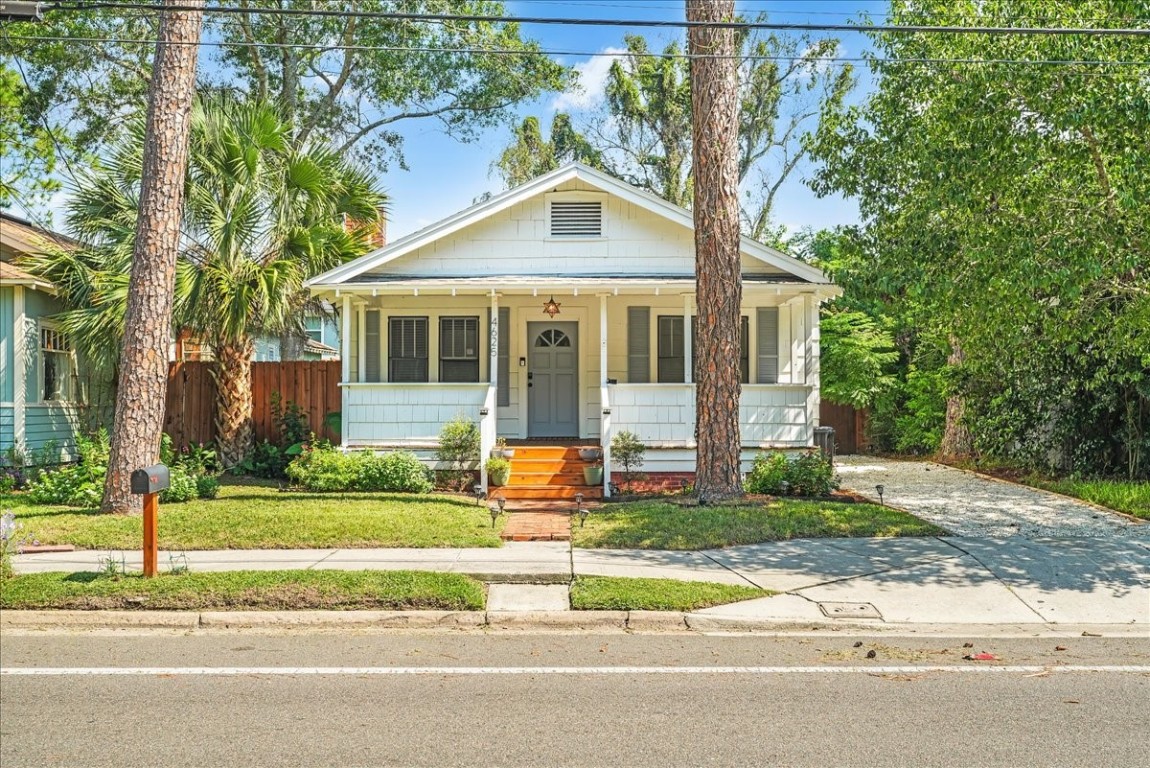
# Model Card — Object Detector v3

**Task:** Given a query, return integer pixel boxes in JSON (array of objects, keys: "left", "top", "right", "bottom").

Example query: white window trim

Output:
[
  {"left": 38, "top": 320, "right": 80, "bottom": 404},
  {"left": 545, "top": 191, "right": 608, "bottom": 241}
]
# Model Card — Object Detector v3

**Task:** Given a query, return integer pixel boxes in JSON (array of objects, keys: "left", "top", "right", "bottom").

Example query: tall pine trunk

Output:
[
  {"left": 938, "top": 337, "right": 973, "bottom": 459},
  {"left": 688, "top": 0, "right": 744, "bottom": 502},
  {"left": 214, "top": 338, "right": 255, "bottom": 468},
  {"left": 101, "top": 1, "right": 204, "bottom": 513}
]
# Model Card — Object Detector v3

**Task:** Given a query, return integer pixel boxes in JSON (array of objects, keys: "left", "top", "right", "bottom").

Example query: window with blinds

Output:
[
  {"left": 388, "top": 316, "right": 428, "bottom": 382},
  {"left": 550, "top": 201, "right": 603, "bottom": 237},
  {"left": 656, "top": 315, "right": 751, "bottom": 384},
  {"left": 440, "top": 316, "right": 479, "bottom": 382}
]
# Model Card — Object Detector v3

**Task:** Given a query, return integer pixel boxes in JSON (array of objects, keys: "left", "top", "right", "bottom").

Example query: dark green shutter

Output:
[
  {"left": 488, "top": 306, "right": 510, "bottom": 406},
  {"left": 627, "top": 307, "right": 650, "bottom": 383},
  {"left": 756, "top": 308, "right": 779, "bottom": 384},
  {"left": 364, "top": 310, "right": 381, "bottom": 382}
]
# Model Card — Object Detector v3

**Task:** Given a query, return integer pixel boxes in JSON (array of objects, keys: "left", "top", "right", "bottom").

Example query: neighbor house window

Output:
[
  {"left": 40, "top": 324, "right": 77, "bottom": 402},
  {"left": 388, "top": 316, "right": 428, "bottom": 382},
  {"left": 304, "top": 316, "right": 324, "bottom": 344},
  {"left": 439, "top": 316, "right": 480, "bottom": 383},
  {"left": 658, "top": 315, "right": 750, "bottom": 384}
]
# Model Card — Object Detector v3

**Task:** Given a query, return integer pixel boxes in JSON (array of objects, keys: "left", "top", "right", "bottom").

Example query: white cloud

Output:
[{"left": 551, "top": 47, "right": 627, "bottom": 112}]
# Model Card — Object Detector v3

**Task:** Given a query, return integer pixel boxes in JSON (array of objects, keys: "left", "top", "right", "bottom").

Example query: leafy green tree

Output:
[
  {"left": 494, "top": 114, "right": 602, "bottom": 185},
  {"left": 810, "top": 0, "right": 1149, "bottom": 477},
  {"left": 0, "top": 64, "right": 60, "bottom": 208},
  {"left": 1, "top": 1, "right": 568, "bottom": 206},
  {"left": 496, "top": 24, "right": 853, "bottom": 240},
  {"left": 25, "top": 97, "right": 385, "bottom": 468}
]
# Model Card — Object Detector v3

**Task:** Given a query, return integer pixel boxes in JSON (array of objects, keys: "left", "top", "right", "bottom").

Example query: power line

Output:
[
  {"left": 7, "top": 32, "right": 1150, "bottom": 69},
  {"left": 43, "top": 2, "right": 1150, "bottom": 37}
]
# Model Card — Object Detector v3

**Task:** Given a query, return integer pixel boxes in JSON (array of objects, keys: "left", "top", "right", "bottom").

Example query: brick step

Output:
[
  {"left": 506, "top": 471, "right": 589, "bottom": 486},
  {"left": 493, "top": 485, "right": 604, "bottom": 501},
  {"left": 500, "top": 446, "right": 601, "bottom": 460}
]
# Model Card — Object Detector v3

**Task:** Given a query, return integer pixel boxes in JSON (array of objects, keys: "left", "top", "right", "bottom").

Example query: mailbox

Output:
[{"left": 130, "top": 464, "right": 171, "bottom": 494}]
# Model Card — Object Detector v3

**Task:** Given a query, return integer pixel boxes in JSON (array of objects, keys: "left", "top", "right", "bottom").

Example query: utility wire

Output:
[{"left": 42, "top": 2, "right": 1150, "bottom": 37}]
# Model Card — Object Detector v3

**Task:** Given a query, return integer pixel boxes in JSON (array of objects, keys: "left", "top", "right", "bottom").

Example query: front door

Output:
[{"left": 527, "top": 322, "right": 579, "bottom": 438}]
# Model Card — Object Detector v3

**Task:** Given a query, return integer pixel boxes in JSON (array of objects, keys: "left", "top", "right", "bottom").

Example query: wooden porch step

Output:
[
  {"left": 507, "top": 471, "right": 589, "bottom": 486},
  {"left": 508, "top": 458, "right": 591, "bottom": 474},
  {"left": 502, "top": 446, "right": 599, "bottom": 460},
  {"left": 493, "top": 485, "right": 604, "bottom": 501}
]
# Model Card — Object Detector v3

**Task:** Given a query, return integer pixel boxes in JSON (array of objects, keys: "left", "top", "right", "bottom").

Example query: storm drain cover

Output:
[{"left": 818, "top": 602, "right": 882, "bottom": 620}]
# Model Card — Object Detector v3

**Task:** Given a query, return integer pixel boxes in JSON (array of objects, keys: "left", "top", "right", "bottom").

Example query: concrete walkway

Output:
[{"left": 13, "top": 535, "right": 1149, "bottom": 626}]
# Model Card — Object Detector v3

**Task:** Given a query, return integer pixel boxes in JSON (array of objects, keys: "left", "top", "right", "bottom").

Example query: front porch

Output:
[{"left": 334, "top": 279, "right": 825, "bottom": 496}]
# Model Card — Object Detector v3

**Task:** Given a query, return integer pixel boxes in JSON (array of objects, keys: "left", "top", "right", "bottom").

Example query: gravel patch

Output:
[{"left": 834, "top": 455, "right": 1148, "bottom": 539}]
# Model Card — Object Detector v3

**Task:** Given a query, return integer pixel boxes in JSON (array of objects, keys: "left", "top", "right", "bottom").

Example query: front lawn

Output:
[
  {"left": 1, "top": 480, "right": 504, "bottom": 550},
  {"left": 0, "top": 569, "right": 486, "bottom": 611},
  {"left": 573, "top": 498, "right": 945, "bottom": 550},
  {"left": 570, "top": 576, "right": 768, "bottom": 611},
  {"left": 1024, "top": 477, "right": 1149, "bottom": 520}
]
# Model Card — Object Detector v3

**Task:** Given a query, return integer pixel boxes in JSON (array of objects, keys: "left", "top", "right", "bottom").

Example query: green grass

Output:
[
  {"left": 573, "top": 499, "right": 945, "bottom": 550},
  {"left": 570, "top": 576, "right": 769, "bottom": 611},
  {"left": 1024, "top": 477, "right": 1149, "bottom": 520},
  {"left": 1, "top": 479, "right": 504, "bottom": 550},
  {"left": 0, "top": 569, "right": 486, "bottom": 611}
]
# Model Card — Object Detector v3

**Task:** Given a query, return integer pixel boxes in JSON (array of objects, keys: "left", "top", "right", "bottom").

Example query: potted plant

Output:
[
  {"left": 485, "top": 456, "right": 511, "bottom": 487},
  {"left": 583, "top": 460, "right": 603, "bottom": 487},
  {"left": 494, "top": 436, "right": 515, "bottom": 459},
  {"left": 578, "top": 446, "right": 603, "bottom": 462}
]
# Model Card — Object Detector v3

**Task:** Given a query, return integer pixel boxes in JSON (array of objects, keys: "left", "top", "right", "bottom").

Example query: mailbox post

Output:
[{"left": 130, "top": 464, "right": 170, "bottom": 577}]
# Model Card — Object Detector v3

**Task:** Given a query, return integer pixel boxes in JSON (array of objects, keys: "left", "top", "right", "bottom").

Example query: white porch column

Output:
[
  {"left": 600, "top": 293, "right": 611, "bottom": 497},
  {"left": 807, "top": 293, "right": 821, "bottom": 433},
  {"left": 340, "top": 294, "right": 350, "bottom": 450},
  {"left": 13, "top": 287, "right": 26, "bottom": 452},
  {"left": 356, "top": 302, "right": 366, "bottom": 382},
  {"left": 683, "top": 293, "right": 692, "bottom": 384},
  {"left": 480, "top": 292, "right": 499, "bottom": 493}
]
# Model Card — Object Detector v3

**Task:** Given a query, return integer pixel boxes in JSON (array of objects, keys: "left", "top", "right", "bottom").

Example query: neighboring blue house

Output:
[
  {"left": 251, "top": 309, "right": 341, "bottom": 362},
  {"left": 0, "top": 213, "right": 107, "bottom": 463}
]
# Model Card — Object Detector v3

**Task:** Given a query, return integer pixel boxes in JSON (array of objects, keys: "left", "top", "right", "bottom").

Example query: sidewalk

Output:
[{"left": 12, "top": 535, "right": 1149, "bottom": 626}]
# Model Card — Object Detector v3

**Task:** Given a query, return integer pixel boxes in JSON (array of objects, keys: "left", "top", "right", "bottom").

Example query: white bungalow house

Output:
[{"left": 306, "top": 163, "right": 840, "bottom": 498}]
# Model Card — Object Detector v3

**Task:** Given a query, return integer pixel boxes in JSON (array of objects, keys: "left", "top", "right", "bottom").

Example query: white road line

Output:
[{"left": 2, "top": 665, "right": 1149, "bottom": 676}]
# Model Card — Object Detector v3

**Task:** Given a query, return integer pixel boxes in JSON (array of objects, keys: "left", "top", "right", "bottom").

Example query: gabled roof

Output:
[
  {"left": 0, "top": 212, "right": 80, "bottom": 260},
  {"left": 307, "top": 163, "right": 831, "bottom": 287}
]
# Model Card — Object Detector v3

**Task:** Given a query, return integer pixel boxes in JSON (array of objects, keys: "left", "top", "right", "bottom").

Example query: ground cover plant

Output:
[
  {"left": 286, "top": 444, "right": 433, "bottom": 493},
  {"left": 573, "top": 499, "right": 944, "bottom": 550},
  {"left": 0, "top": 569, "right": 486, "bottom": 611},
  {"left": 1021, "top": 477, "right": 1148, "bottom": 520},
  {"left": 569, "top": 576, "right": 769, "bottom": 612},
  {"left": 2, "top": 478, "right": 503, "bottom": 550}
]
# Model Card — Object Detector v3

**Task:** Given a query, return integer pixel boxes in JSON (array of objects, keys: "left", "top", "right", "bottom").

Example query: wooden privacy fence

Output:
[
  {"left": 164, "top": 361, "right": 342, "bottom": 448},
  {"left": 819, "top": 401, "right": 869, "bottom": 455}
]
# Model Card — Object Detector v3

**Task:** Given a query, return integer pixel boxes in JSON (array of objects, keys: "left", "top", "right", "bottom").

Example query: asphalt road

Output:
[{"left": 3, "top": 633, "right": 1149, "bottom": 767}]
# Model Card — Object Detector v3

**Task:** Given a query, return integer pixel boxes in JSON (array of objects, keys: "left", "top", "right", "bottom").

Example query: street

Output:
[{"left": 3, "top": 633, "right": 1148, "bottom": 767}]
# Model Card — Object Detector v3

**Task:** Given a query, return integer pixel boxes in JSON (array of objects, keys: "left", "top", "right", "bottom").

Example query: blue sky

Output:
[{"left": 384, "top": 0, "right": 889, "bottom": 240}]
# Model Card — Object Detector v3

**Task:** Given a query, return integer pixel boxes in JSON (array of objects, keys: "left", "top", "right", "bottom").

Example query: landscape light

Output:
[{"left": 876, "top": 485, "right": 885, "bottom": 506}]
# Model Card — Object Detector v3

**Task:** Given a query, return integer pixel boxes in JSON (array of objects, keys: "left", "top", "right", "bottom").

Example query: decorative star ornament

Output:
[{"left": 542, "top": 295, "right": 561, "bottom": 317}]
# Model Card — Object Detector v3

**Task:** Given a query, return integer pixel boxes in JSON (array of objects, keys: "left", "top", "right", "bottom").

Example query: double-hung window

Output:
[
  {"left": 40, "top": 324, "right": 77, "bottom": 401},
  {"left": 656, "top": 315, "right": 750, "bottom": 384},
  {"left": 439, "top": 316, "right": 480, "bottom": 383},
  {"left": 388, "top": 317, "right": 429, "bottom": 382}
]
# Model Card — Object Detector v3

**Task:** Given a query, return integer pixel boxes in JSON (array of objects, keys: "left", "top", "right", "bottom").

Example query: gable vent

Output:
[{"left": 550, "top": 201, "right": 603, "bottom": 237}]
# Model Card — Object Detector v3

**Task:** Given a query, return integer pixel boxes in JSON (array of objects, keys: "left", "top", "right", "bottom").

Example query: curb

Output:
[{"left": 3, "top": 610, "right": 1145, "bottom": 637}]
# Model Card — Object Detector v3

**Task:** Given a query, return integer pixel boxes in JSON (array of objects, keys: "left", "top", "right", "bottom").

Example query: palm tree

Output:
[{"left": 27, "top": 97, "right": 385, "bottom": 468}]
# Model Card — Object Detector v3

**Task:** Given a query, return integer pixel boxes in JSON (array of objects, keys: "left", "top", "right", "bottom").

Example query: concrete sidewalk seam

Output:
[
  {"left": 938, "top": 538, "right": 1049, "bottom": 623},
  {"left": 697, "top": 550, "right": 765, "bottom": 590},
  {"left": 306, "top": 550, "right": 340, "bottom": 570}
]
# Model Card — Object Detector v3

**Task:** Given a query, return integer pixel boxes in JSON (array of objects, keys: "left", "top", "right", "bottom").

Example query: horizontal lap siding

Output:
[
  {"left": 0, "top": 404, "right": 13, "bottom": 450},
  {"left": 24, "top": 404, "right": 82, "bottom": 460}
]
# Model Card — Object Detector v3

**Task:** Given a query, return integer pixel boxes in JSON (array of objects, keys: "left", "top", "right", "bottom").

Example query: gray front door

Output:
[{"left": 527, "top": 322, "right": 579, "bottom": 438}]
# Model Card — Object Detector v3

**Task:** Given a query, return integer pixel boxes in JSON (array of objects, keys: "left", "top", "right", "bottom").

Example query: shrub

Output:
[
  {"left": 285, "top": 445, "right": 359, "bottom": 491},
  {"left": 358, "top": 451, "right": 433, "bottom": 493},
  {"left": 436, "top": 416, "right": 480, "bottom": 490},
  {"left": 611, "top": 430, "right": 646, "bottom": 492},
  {"left": 236, "top": 439, "right": 288, "bottom": 479},
  {"left": 25, "top": 430, "right": 109, "bottom": 506},
  {"left": 159, "top": 467, "right": 198, "bottom": 503},
  {"left": 0, "top": 476, "right": 15, "bottom": 493},
  {"left": 272, "top": 391, "right": 310, "bottom": 450},
  {"left": 195, "top": 474, "right": 221, "bottom": 500},
  {"left": 744, "top": 449, "right": 839, "bottom": 497}
]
